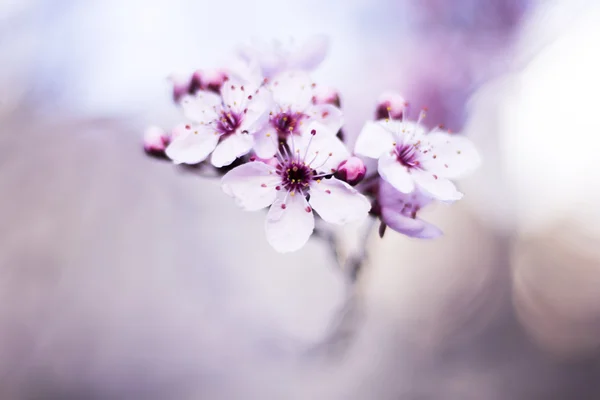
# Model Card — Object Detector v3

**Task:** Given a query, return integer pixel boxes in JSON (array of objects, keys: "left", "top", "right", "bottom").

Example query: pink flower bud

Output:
[
  {"left": 312, "top": 86, "right": 341, "bottom": 107},
  {"left": 169, "top": 74, "right": 193, "bottom": 103},
  {"left": 199, "top": 69, "right": 228, "bottom": 93},
  {"left": 143, "top": 126, "right": 171, "bottom": 155},
  {"left": 169, "top": 69, "right": 229, "bottom": 103},
  {"left": 334, "top": 156, "right": 366, "bottom": 186},
  {"left": 375, "top": 91, "right": 406, "bottom": 120}
]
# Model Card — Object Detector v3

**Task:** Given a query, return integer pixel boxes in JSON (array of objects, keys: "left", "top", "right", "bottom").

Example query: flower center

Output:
[
  {"left": 216, "top": 110, "right": 242, "bottom": 137},
  {"left": 394, "top": 143, "right": 421, "bottom": 169},
  {"left": 271, "top": 111, "right": 305, "bottom": 140},
  {"left": 277, "top": 160, "right": 314, "bottom": 193}
]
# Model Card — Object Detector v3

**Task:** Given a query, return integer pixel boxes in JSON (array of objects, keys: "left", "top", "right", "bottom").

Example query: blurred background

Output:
[{"left": 2, "top": 0, "right": 600, "bottom": 398}]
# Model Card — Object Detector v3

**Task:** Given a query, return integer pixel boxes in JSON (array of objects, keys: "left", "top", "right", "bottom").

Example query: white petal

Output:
[
  {"left": 411, "top": 169, "right": 463, "bottom": 202},
  {"left": 270, "top": 71, "right": 313, "bottom": 111},
  {"left": 180, "top": 92, "right": 220, "bottom": 123},
  {"left": 305, "top": 104, "right": 343, "bottom": 135},
  {"left": 220, "top": 80, "right": 249, "bottom": 113},
  {"left": 421, "top": 132, "right": 481, "bottom": 179},
  {"left": 377, "top": 180, "right": 432, "bottom": 209},
  {"left": 288, "top": 35, "right": 329, "bottom": 71},
  {"left": 381, "top": 207, "right": 442, "bottom": 239},
  {"left": 298, "top": 134, "right": 349, "bottom": 174},
  {"left": 211, "top": 133, "right": 254, "bottom": 168},
  {"left": 354, "top": 121, "right": 395, "bottom": 158},
  {"left": 221, "top": 162, "right": 279, "bottom": 211},
  {"left": 265, "top": 192, "right": 314, "bottom": 253},
  {"left": 309, "top": 178, "right": 371, "bottom": 225},
  {"left": 378, "top": 153, "right": 415, "bottom": 193},
  {"left": 253, "top": 129, "right": 278, "bottom": 159},
  {"left": 165, "top": 126, "right": 219, "bottom": 165},
  {"left": 239, "top": 96, "right": 270, "bottom": 133},
  {"left": 226, "top": 56, "right": 264, "bottom": 88}
]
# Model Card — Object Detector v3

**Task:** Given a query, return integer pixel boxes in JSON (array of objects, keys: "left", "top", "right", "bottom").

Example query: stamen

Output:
[
  {"left": 311, "top": 152, "right": 333, "bottom": 171},
  {"left": 302, "top": 129, "right": 317, "bottom": 163}
]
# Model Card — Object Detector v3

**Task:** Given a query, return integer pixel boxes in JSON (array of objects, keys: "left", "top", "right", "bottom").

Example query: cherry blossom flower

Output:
[
  {"left": 253, "top": 71, "right": 343, "bottom": 160},
  {"left": 354, "top": 112, "right": 480, "bottom": 202},
  {"left": 335, "top": 156, "right": 367, "bottom": 186},
  {"left": 222, "top": 129, "right": 370, "bottom": 253},
  {"left": 378, "top": 180, "right": 442, "bottom": 239},
  {"left": 165, "top": 81, "right": 270, "bottom": 168},
  {"left": 237, "top": 35, "right": 329, "bottom": 79}
]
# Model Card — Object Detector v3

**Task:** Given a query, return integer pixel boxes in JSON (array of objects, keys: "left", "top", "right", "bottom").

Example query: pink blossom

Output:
[
  {"left": 354, "top": 112, "right": 480, "bottom": 202},
  {"left": 253, "top": 71, "right": 344, "bottom": 160},
  {"left": 165, "top": 81, "right": 270, "bottom": 167},
  {"left": 222, "top": 130, "right": 370, "bottom": 253}
]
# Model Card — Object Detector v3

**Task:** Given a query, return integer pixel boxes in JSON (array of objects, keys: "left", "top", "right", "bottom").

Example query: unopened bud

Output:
[
  {"left": 170, "top": 69, "right": 228, "bottom": 103},
  {"left": 334, "top": 156, "right": 366, "bottom": 186},
  {"left": 375, "top": 91, "right": 405, "bottom": 120},
  {"left": 312, "top": 86, "right": 341, "bottom": 107},
  {"left": 198, "top": 69, "right": 228, "bottom": 94},
  {"left": 143, "top": 126, "right": 171, "bottom": 156},
  {"left": 170, "top": 74, "right": 193, "bottom": 103}
]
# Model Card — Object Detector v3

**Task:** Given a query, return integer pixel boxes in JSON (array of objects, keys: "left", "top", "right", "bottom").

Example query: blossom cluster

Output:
[{"left": 144, "top": 37, "right": 480, "bottom": 253}]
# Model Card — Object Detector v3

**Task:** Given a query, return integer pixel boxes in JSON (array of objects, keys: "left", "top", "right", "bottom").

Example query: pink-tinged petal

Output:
[
  {"left": 252, "top": 129, "right": 278, "bottom": 159},
  {"left": 165, "top": 126, "right": 219, "bottom": 165},
  {"left": 221, "top": 162, "right": 279, "bottom": 211},
  {"left": 270, "top": 71, "right": 313, "bottom": 111},
  {"left": 309, "top": 178, "right": 371, "bottom": 225},
  {"left": 354, "top": 121, "right": 395, "bottom": 158},
  {"left": 288, "top": 35, "right": 329, "bottom": 71},
  {"left": 411, "top": 169, "right": 463, "bottom": 202},
  {"left": 381, "top": 207, "right": 442, "bottom": 239},
  {"left": 211, "top": 133, "right": 254, "bottom": 168},
  {"left": 170, "top": 123, "right": 188, "bottom": 140},
  {"left": 265, "top": 192, "right": 315, "bottom": 253},
  {"left": 255, "top": 156, "right": 279, "bottom": 168},
  {"left": 378, "top": 180, "right": 432, "bottom": 209},
  {"left": 378, "top": 153, "right": 415, "bottom": 193},
  {"left": 421, "top": 132, "right": 481, "bottom": 179},
  {"left": 180, "top": 92, "right": 220, "bottom": 123},
  {"left": 305, "top": 104, "right": 343, "bottom": 135},
  {"left": 312, "top": 86, "right": 341, "bottom": 107},
  {"left": 298, "top": 133, "right": 349, "bottom": 174}
]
